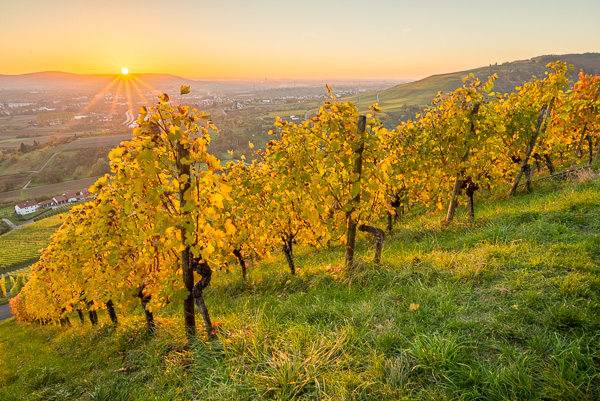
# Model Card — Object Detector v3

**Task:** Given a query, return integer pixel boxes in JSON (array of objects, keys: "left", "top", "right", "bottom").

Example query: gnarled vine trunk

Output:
[
  {"left": 138, "top": 288, "right": 155, "bottom": 334},
  {"left": 59, "top": 308, "right": 71, "bottom": 327},
  {"left": 358, "top": 224, "right": 385, "bottom": 263},
  {"left": 282, "top": 235, "right": 295, "bottom": 275},
  {"left": 76, "top": 309, "right": 85, "bottom": 324},
  {"left": 106, "top": 300, "right": 118, "bottom": 325},
  {"left": 387, "top": 193, "right": 403, "bottom": 232},
  {"left": 87, "top": 301, "right": 98, "bottom": 325},
  {"left": 233, "top": 248, "right": 247, "bottom": 280},
  {"left": 464, "top": 177, "right": 479, "bottom": 219},
  {"left": 191, "top": 257, "right": 214, "bottom": 338}
]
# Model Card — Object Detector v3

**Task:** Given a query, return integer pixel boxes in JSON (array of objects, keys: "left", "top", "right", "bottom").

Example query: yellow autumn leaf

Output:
[
  {"left": 225, "top": 219, "right": 236, "bottom": 235},
  {"left": 409, "top": 303, "right": 420, "bottom": 312},
  {"left": 210, "top": 193, "right": 224, "bottom": 208}
]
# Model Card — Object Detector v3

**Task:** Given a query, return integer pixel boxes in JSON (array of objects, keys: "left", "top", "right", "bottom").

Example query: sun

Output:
[{"left": 121, "top": 68, "right": 129, "bottom": 75}]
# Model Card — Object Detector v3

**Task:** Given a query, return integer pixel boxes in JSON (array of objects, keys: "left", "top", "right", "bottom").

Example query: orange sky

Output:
[{"left": 1, "top": 0, "right": 599, "bottom": 80}]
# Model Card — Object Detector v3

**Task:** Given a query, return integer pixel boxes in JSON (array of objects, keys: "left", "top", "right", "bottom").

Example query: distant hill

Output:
[
  {"left": 0, "top": 71, "right": 200, "bottom": 92},
  {"left": 349, "top": 53, "right": 600, "bottom": 112}
]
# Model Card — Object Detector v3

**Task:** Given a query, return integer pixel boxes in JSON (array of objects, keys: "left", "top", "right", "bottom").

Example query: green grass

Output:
[{"left": 1, "top": 177, "right": 600, "bottom": 400}]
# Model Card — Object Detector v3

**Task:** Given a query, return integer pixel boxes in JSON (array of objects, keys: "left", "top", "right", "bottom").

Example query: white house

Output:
[
  {"left": 63, "top": 190, "right": 78, "bottom": 202},
  {"left": 15, "top": 200, "right": 39, "bottom": 216},
  {"left": 52, "top": 195, "right": 68, "bottom": 205}
]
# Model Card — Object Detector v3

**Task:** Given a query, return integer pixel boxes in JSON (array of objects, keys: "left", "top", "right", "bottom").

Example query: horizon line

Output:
[{"left": 0, "top": 70, "right": 419, "bottom": 82}]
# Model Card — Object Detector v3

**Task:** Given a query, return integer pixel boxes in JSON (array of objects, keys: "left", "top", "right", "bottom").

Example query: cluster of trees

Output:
[
  {"left": 14, "top": 63, "right": 599, "bottom": 342},
  {"left": 18, "top": 140, "right": 44, "bottom": 154}
]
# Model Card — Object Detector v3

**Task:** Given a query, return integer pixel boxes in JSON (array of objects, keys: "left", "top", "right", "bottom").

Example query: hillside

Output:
[
  {"left": 350, "top": 53, "right": 600, "bottom": 112},
  {"left": 1, "top": 175, "right": 600, "bottom": 400}
]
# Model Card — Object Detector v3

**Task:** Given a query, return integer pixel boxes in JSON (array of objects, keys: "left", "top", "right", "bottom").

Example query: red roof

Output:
[
  {"left": 53, "top": 195, "right": 68, "bottom": 203},
  {"left": 38, "top": 200, "right": 56, "bottom": 207},
  {"left": 16, "top": 200, "right": 38, "bottom": 209},
  {"left": 63, "top": 190, "right": 78, "bottom": 199}
]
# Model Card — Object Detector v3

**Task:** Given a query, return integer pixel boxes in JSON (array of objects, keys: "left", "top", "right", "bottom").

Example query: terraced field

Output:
[{"left": 0, "top": 215, "right": 62, "bottom": 274}]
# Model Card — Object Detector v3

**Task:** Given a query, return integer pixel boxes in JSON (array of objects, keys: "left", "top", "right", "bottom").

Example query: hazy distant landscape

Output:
[
  {"left": 0, "top": 73, "right": 392, "bottom": 197},
  {"left": 1, "top": 53, "right": 598, "bottom": 206}
]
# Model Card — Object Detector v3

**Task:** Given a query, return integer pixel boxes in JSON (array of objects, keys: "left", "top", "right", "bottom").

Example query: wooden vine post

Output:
[
  {"left": 445, "top": 176, "right": 462, "bottom": 222},
  {"left": 508, "top": 99, "right": 554, "bottom": 197},
  {"left": 570, "top": 86, "right": 600, "bottom": 169}
]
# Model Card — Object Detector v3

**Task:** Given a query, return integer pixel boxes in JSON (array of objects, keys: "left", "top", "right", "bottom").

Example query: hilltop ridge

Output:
[{"left": 350, "top": 52, "right": 600, "bottom": 111}]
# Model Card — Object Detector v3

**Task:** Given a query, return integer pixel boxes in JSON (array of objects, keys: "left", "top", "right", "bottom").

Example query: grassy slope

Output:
[
  {"left": 348, "top": 53, "right": 600, "bottom": 112},
  {"left": 1, "top": 177, "right": 600, "bottom": 400}
]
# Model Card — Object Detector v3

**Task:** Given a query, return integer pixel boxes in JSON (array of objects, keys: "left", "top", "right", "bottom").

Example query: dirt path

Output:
[
  {"left": 0, "top": 303, "right": 12, "bottom": 321},
  {"left": 26, "top": 152, "right": 59, "bottom": 174},
  {"left": 2, "top": 218, "right": 18, "bottom": 231}
]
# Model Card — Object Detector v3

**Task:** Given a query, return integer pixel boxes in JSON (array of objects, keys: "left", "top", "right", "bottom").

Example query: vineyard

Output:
[
  {"left": 8, "top": 63, "right": 597, "bottom": 328},
  {"left": 0, "top": 268, "right": 29, "bottom": 304},
  {"left": 0, "top": 215, "right": 62, "bottom": 274},
  {"left": 2, "top": 62, "right": 599, "bottom": 397}
]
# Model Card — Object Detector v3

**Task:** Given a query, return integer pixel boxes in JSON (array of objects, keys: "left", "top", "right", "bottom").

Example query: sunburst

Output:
[{"left": 55, "top": 68, "right": 163, "bottom": 135}]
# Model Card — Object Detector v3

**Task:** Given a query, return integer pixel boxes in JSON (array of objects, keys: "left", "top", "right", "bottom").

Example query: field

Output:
[
  {"left": 0, "top": 115, "right": 38, "bottom": 136},
  {"left": 0, "top": 215, "right": 63, "bottom": 274},
  {"left": 0, "top": 176, "right": 100, "bottom": 203},
  {"left": 1, "top": 176, "right": 599, "bottom": 400},
  {"left": 0, "top": 115, "right": 120, "bottom": 149},
  {"left": 62, "top": 133, "right": 132, "bottom": 150},
  {"left": 0, "top": 115, "right": 74, "bottom": 149}
]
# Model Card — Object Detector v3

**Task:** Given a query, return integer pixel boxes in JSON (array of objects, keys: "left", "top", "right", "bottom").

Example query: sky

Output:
[{"left": 1, "top": 0, "right": 599, "bottom": 80}]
